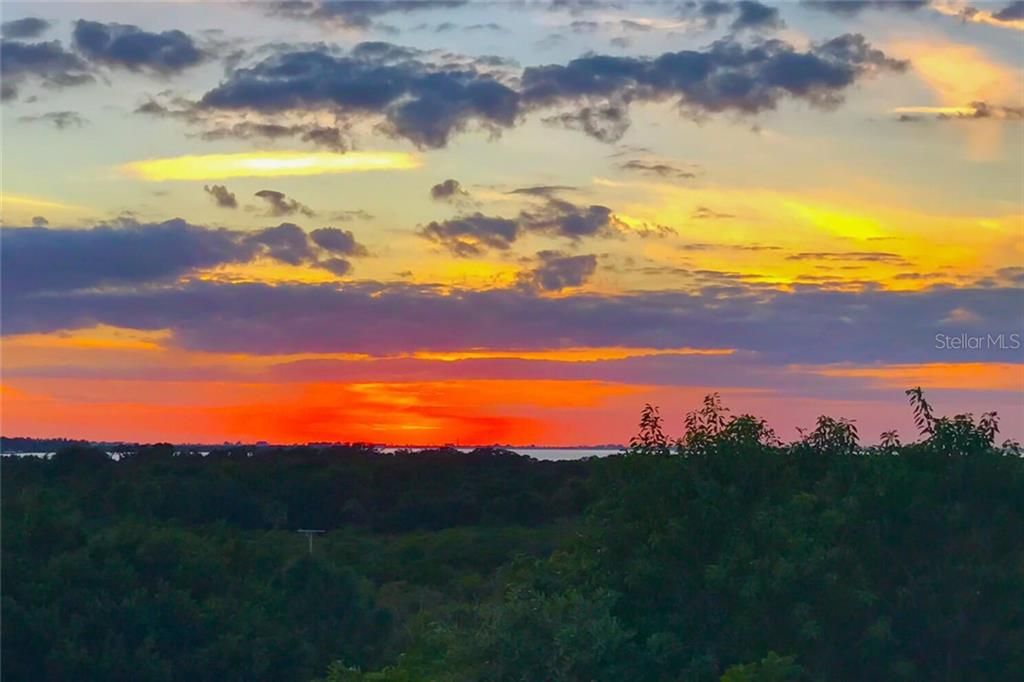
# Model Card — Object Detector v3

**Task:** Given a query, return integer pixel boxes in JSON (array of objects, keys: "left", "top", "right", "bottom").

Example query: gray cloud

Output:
[
  {"left": 0, "top": 220, "right": 255, "bottom": 297},
  {"left": 420, "top": 197, "right": 623, "bottom": 256},
  {"left": 204, "top": 184, "right": 238, "bottom": 209},
  {"left": 72, "top": 20, "right": 208, "bottom": 74},
  {"left": 522, "top": 34, "right": 907, "bottom": 133},
  {"left": 4, "top": 275, "right": 1020, "bottom": 367},
  {"left": 520, "top": 198, "right": 623, "bottom": 241},
  {"left": 785, "top": 251, "right": 909, "bottom": 264},
  {"left": 310, "top": 227, "right": 369, "bottom": 256},
  {"left": 543, "top": 104, "right": 631, "bottom": 143},
  {"left": 244, "top": 223, "right": 315, "bottom": 264},
  {"left": 267, "top": 0, "right": 468, "bottom": 30},
  {"left": 329, "top": 209, "right": 375, "bottom": 222},
  {"left": 619, "top": 159, "right": 697, "bottom": 178},
  {"left": 0, "top": 219, "right": 369, "bottom": 297},
  {"left": 199, "top": 43, "right": 520, "bottom": 149},
  {"left": 520, "top": 250, "right": 598, "bottom": 292},
  {"left": 507, "top": 185, "right": 578, "bottom": 197},
  {"left": 430, "top": 178, "right": 469, "bottom": 201},
  {"left": 420, "top": 213, "right": 521, "bottom": 256},
  {"left": 2, "top": 17, "right": 51, "bottom": 39},
  {"left": 198, "top": 120, "right": 352, "bottom": 152},
  {"left": 801, "top": 1, "right": 929, "bottom": 14},
  {"left": 190, "top": 32, "right": 904, "bottom": 148},
  {"left": 255, "top": 190, "right": 316, "bottom": 217},
  {"left": 0, "top": 39, "right": 94, "bottom": 100},
  {"left": 731, "top": 1, "right": 784, "bottom": 30},
  {"left": 993, "top": 1, "right": 1024, "bottom": 21},
  {"left": 17, "top": 110, "right": 86, "bottom": 129}
]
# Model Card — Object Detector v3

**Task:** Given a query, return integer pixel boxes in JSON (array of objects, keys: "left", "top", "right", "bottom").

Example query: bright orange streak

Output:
[
  {"left": 2, "top": 327, "right": 733, "bottom": 367},
  {"left": 1, "top": 378, "right": 645, "bottom": 445},
  {"left": 121, "top": 151, "right": 420, "bottom": 181},
  {"left": 800, "top": 363, "right": 1024, "bottom": 391}
]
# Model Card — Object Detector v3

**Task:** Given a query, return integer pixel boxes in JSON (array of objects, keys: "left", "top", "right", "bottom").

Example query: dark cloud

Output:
[
  {"left": 420, "top": 213, "right": 521, "bottom": 256},
  {"left": 31, "top": 216, "right": 49, "bottom": 227},
  {"left": 619, "top": 160, "right": 697, "bottom": 178},
  {"left": 732, "top": 1, "right": 784, "bottom": 30},
  {"left": 993, "top": 1, "right": 1024, "bottom": 21},
  {"left": 204, "top": 184, "right": 238, "bottom": 209},
  {"left": 4, "top": 274, "right": 1020, "bottom": 366},
  {"left": 0, "top": 220, "right": 255, "bottom": 296},
  {"left": 430, "top": 178, "right": 469, "bottom": 201},
  {"left": 521, "top": 33, "right": 906, "bottom": 141},
  {"left": 191, "top": 32, "right": 902, "bottom": 148},
  {"left": 310, "top": 227, "right": 369, "bottom": 256},
  {"left": 2, "top": 17, "right": 51, "bottom": 39},
  {"left": 520, "top": 198, "right": 623, "bottom": 241},
  {"left": 199, "top": 43, "right": 520, "bottom": 148},
  {"left": 543, "top": 104, "right": 631, "bottom": 143},
  {"left": 267, "top": 1, "right": 468, "bottom": 30},
  {"left": 318, "top": 257, "right": 353, "bottom": 276},
  {"left": 244, "top": 223, "right": 315, "bottom": 265},
  {"left": 72, "top": 20, "right": 208, "bottom": 74},
  {"left": 520, "top": 250, "right": 598, "bottom": 292},
  {"left": 697, "top": 0, "right": 734, "bottom": 20},
  {"left": 255, "top": 190, "right": 316, "bottom": 217},
  {"left": 0, "top": 39, "right": 94, "bottom": 100},
  {"left": 0, "top": 220, "right": 374, "bottom": 297},
  {"left": 199, "top": 121, "right": 351, "bottom": 151},
  {"left": 421, "top": 197, "right": 623, "bottom": 256},
  {"left": 17, "top": 110, "right": 86, "bottom": 129}
]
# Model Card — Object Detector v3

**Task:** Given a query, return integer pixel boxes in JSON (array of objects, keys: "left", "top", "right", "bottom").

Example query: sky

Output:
[{"left": 1, "top": 0, "right": 1022, "bottom": 446}]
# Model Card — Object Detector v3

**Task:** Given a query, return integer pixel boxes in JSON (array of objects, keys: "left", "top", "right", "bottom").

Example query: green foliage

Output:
[
  {"left": 1, "top": 447, "right": 586, "bottom": 681},
  {"left": 720, "top": 652, "right": 803, "bottom": 682},
  {"left": 4, "top": 390, "right": 1022, "bottom": 682},
  {"left": 630, "top": 403, "right": 670, "bottom": 455}
]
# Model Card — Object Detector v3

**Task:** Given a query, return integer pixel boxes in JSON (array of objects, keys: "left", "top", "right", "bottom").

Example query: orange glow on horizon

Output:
[
  {"left": 0, "top": 378, "right": 647, "bottom": 445},
  {"left": 800, "top": 362, "right": 1024, "bottom": 391}
]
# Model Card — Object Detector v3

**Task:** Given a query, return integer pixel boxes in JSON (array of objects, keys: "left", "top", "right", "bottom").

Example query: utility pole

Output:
[{"left": 297, "top": 529, "right": 325, "bottom": 555}]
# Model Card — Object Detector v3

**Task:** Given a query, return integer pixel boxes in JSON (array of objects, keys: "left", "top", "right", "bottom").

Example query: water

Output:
[{"left": 4, "top": 448, "right": 623, "bottom": 460}]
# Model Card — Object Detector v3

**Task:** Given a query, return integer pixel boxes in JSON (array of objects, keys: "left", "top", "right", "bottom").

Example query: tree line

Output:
[{"left": 3, "top": 389, "right": 1021, "bottom": 681}]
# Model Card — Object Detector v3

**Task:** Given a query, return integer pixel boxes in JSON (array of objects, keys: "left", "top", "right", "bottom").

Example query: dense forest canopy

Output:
[{"left": 3, "top": 390, "right": 1022, "bottom": 681}]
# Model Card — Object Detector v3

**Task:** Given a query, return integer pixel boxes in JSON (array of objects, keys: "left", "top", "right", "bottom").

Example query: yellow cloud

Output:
[
  {"left": 892, "top": 39, "right": 1019, "bottom": 106},
  {"left": 1, "top": 193, "right": 89, "bottom": 220},
  {"left": 799, "top": 362, "right": 1024, "bottom": 391},
  {"left": 931, "top": 1, "right": 1024, "bottom": 31},
  {"left": 121, "top": 151, "right": 421, "bottom": 181}
]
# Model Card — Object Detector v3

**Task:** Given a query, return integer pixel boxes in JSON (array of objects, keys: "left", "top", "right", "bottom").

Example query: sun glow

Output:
[{"left": 121, "top": 151, "right": 421, "bottom": 181}]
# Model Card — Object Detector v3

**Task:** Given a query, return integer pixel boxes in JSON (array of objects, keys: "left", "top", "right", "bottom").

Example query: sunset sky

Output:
[{"left": 2, "top": 0, "right": 1022, "bottom": 445}]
